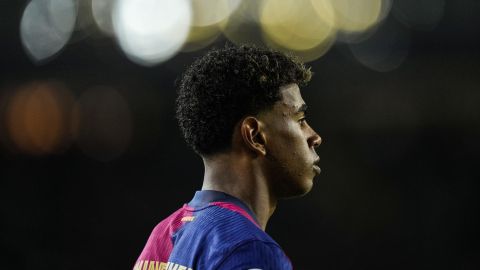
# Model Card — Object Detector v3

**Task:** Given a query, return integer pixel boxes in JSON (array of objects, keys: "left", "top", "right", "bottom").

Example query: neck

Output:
[{"left": 201, "top": 153, "right": 277, "bottom": 231}]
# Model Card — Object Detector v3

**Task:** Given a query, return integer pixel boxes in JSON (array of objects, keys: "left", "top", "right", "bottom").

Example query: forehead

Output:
[{"left": 278, "top": 83, "right": 305, "bottom": 113}]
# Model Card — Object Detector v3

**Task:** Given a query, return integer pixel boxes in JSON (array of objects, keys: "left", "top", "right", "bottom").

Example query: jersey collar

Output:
[{"left": 187, "top": 190, "right": 260, "bottom": 225}]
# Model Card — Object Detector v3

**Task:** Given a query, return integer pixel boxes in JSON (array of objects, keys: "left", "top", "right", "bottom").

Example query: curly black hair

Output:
[{"left": 176, "top": 44, "right": 312, "bottom": 156}]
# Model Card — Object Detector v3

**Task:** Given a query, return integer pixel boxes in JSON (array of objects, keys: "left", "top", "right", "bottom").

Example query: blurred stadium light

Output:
[
  {"left": 72, "top": 86, "right": 133, "bottom": 162},
  {"left": 20, "top": 0, "right": 77, "bottom": 63},
  {"left": 328, "top": 0, "right": 393, "bottom": 43},
  {"left": 181, "top": 24, "right": 222, "bottom": 52},
  {"left": 3, "top": 81, "right": 74, "bottom": 155},
  {"left": 349, "top": 18, "right": 411, "bottom": 72},
  {"left": 18, "top": 0, "right": 447, "bottom": 70},
  {"left": 10, "top": 0, "right": 457, "bottom": 159},
  {"left": 181, "top": 0, "right": 241, "bottom": 52},
  {"left": 219, "top": 0, "right": 265, "bottom": 46},
  {"left": 92, "top": 0, "right": 116, "bottom": 36},
  {"left": 112, "top": 0, "right": 192, "bottom": 66},
  {"left": 325, "top": 0, "right": 387, "bottom": 33},
  {"left": 190, "top": 0, "right": 241, "bottom": 27},
  {"left": 260, "top": 0, "right": 336, "bottom": 62},
  {"left": 392, "top": 0, "right": 446, "bottom": 31}
]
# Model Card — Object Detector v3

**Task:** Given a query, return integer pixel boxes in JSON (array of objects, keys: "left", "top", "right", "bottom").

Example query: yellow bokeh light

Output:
[
  {"left": 260, "top": 0, "right": 336, "bottom": 61},
  {"left": 190, "top": 0, "right": 241, "bottom": 27},
  {"left": 182, "top": 24, "right": 222, "bottom": 52},
  {"left": 220, "top": 0, "right": 265, "bottom": 46},
  {"left": 265, "top": 37, "right": 336, "bottom": 63},
  {"left": 184, "top": 0, "right": 241, "bottom": 52},
  {"left": 4, "top": 81, "right": 73, "bottom": 155},
  {"left": 313, "top": 0, "right": 384, "bottom": 33}
]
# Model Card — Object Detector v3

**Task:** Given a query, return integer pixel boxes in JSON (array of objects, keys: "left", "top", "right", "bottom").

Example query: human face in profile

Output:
[{"left": 260, "top": 83, "right": 322, "bottom": 198}]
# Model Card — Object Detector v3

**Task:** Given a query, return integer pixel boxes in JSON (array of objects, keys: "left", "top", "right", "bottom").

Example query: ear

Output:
[{"left": 240, "top": 116, "right": 267, "bottom": 156}]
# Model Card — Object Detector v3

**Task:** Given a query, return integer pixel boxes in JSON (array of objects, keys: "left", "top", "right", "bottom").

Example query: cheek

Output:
[
  {"left": 270, "top": 125, "right": 309, "bottom": 165},
  {"left": 280, "top": 125, "right": 309, "bottom": 154},
  {"left": 269, "top": 123, "right": 298, "bottom": 152}
]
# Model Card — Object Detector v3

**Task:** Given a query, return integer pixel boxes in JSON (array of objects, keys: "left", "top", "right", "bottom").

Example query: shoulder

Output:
[
  {"left": 172, "top": 205, "right": 283, "bottom": 267},
  {"left": 216, "top": 239, "right": 292, "bottom": 270},
  {"left": 188, "top": 204, "right": 272, "bottom": 244}
]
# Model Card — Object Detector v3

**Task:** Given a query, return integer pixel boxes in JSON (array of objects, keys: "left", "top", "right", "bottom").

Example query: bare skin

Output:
[{"left": 201, "top": 83, "right": 322, "bottom": 231}]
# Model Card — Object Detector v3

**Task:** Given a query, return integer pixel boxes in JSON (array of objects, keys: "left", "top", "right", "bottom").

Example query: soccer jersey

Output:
[{"left": 133, "top": 190, "right": 293, "bottom": 270}]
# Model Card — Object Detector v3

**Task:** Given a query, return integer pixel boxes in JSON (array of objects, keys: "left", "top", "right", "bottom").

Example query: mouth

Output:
[{"left": 313, "top": 157, "right": 321, "bottom": 174}]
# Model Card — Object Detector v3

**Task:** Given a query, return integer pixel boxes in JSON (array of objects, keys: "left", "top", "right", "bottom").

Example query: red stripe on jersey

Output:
[
  {"left": 137, "top": 207, "right": 194, "bottom": 263},
  {"left": 210, "top": 202, "right": 260, "bottom": 228}
]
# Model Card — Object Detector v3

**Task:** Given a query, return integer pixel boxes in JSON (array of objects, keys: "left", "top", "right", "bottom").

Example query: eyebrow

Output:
[{"left": 295, "top": 104, "right": 308, "bottom": 114}]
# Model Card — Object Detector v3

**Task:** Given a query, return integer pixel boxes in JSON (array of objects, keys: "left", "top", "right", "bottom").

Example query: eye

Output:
[{"left": 299, "top": 117, "right": 307, "bottom": 124}]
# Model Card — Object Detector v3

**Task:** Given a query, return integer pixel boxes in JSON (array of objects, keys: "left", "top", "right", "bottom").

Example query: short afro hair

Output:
[{"left": 176, "top": 44, "right": 312, "bottom": 156}]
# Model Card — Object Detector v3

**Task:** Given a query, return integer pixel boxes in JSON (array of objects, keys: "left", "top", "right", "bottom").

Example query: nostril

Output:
[
  {"left": 308, "top": 137, "right": 321, "bottom": 148},
  {"left": 311, "top": 135, "right": 321, "bottom": 148}
]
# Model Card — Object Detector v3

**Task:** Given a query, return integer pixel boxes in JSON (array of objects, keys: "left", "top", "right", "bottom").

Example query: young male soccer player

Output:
[{"left": 133, "top": 45, "right": 322, "bottom": 270}]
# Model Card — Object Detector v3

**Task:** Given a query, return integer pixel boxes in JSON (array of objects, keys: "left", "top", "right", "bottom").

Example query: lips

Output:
[
  {"left": 313, "top": 157, "right": 321, "bottom": 174},
  {"left": 313, "top": 164, "right": 321, "bottom": 174}
]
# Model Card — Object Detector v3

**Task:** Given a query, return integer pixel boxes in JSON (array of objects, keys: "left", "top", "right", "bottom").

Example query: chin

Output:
[
  {"left": 278, "top": 177, "right": 314, "bottom": 199},
  {"left": 298, "top": 178, "right": 314, "bottom": 196}
]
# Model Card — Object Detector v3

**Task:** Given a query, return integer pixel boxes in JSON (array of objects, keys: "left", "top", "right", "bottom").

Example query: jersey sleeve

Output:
[{"left": 216, "top": 240, "right": 293, "bottom": 270}]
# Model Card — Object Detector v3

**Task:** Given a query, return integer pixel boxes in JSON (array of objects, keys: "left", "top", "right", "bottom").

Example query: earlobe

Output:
[{"left": 240, "top": 117, "right": 267, "bottom": 156}]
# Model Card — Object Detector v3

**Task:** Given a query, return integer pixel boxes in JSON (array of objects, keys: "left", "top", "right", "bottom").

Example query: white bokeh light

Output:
[
  {"left": 112, "top": 0, "right": 192, "bottom": 66},
  {"left": 20, "top": 0, "right": 77, "bottom": 63}
]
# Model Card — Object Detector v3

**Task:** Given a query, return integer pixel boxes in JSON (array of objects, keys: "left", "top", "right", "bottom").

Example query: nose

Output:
[{"left": 307, "top": 129, "right": 322, "bottom": 149}]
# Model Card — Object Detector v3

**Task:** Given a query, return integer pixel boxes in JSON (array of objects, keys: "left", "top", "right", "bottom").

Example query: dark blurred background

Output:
[{"left": 1, "top": 0, "right": 480, "bottom": 269}]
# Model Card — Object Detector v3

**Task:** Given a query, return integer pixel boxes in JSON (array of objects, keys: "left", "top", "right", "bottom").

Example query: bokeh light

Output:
[
  {"left": 392, "top": 0, "right": 445, "bottom": 31},
  {"left": 349, "top": 19, "right": 411, "bottom": 72},
  {"left": 260, "top": 0, "right": 336, "bottom": 62},
  {"left": 20, "top": 0, "right": 77, "bottom": 63},
  {"left": 181, "top": 25, "right": 222, "bottom": 52},
  {"left": 16, "top": 0, "right": 405, "bottom": 68},
  {"left": 4, "top": 81, "right": 74, "bottom": 155},
  {"left": 220, "top": 0, "right": 265, "bottom": 46},
  {"left": 317, "top": 0, "right": 386, "bottom": 33},
  {"left": 181, "top": 0, "right": 241, "bottom": 52},
  {"left": 190, "top": 0, "right": 240, "bottom": 27},
  {"left": 112, "top": 0, "right": 192, "bottom": 66},
  {"left": 73, "top": 0, "right": 98, "bottom": 40},
  {"left": 330, "top": 0, "right": 393, "bottom": 44},
  {"left": 92, "top": 0, "right": 116, "bottom": 35},
  {"left": 72, "top": 86, "right": 132, "bottom": 162}
]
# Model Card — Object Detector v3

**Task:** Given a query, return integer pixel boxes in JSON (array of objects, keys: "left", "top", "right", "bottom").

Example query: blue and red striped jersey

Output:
[{"left": 133, "top": 190, "right": 293, "bottom": 270}]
